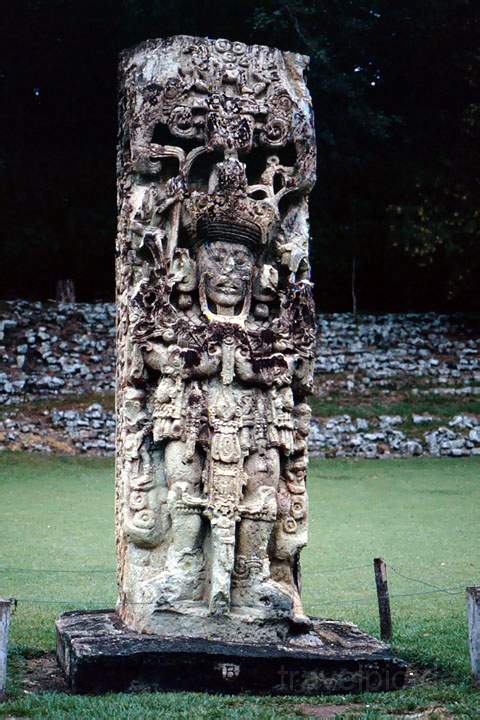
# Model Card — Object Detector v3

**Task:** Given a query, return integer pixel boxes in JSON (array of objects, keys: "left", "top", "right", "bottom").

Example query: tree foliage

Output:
[{"left": 1, "top": 0, "right": 478, "bottom": 309}]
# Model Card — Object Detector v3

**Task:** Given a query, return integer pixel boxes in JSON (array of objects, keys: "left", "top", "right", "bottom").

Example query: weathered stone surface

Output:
[
  {"left": 115, "top": 35, "right": 316, "bottom": 635},
  {"left": 56, "top": 610, "right": 406, "bottom": 695}
]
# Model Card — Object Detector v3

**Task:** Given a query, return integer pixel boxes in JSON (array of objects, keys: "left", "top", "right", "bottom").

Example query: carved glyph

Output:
[{"left": 116, "top": 35, "right": 316, "bottom": 636}]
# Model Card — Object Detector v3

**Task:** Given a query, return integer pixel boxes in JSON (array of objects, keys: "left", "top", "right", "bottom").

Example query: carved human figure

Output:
[
  {"left": 139, "top": 220, "right": 304, "bottom": 619},
  {"left": 116, "top": 36, "right": 316, "bottom": 637}
]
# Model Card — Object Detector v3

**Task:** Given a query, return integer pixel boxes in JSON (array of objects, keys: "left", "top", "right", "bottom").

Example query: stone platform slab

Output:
[{"left": 56, "top": 610, "right": 406, "bottom": 695}]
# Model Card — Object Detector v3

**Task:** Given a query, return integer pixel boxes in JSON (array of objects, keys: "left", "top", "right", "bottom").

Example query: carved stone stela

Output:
[
  {"left": 56, "top": 36, "right": 406, "bottom": 693},
  {"left": 116, "top": 35, "right": 316, "bottom": 637}
]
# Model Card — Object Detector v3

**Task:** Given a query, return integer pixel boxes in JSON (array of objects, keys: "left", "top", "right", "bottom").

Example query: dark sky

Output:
[
  {"left": 1, "top": 1, "right": 478, "bottom": 311},
  {"left": 1, "top": 1, "right": 267, "bottom": 301}
]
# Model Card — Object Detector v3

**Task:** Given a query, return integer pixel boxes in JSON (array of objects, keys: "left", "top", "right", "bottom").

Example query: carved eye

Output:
[{"left": 235, "top": 251, "right": 250, "bottom": 266}]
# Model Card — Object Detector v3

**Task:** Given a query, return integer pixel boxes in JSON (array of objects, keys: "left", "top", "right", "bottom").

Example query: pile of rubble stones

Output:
[
  {"left": 0, "top": 404, "right": 115, "bottom": 456},
  {"left": 0, "top": 301, "right": 479, "bottom": 457},
  {"left": 1, "top": 406, "right": 479, "bottom": 458},
  {"left": 310, "top": 413, "right": 480, "bottom": 458},
  {"left": 0, "top": 300, "right": 115, "bottom": 406},
  {"left": 316, "top": 313, "right": 480, "bottom": 397}
]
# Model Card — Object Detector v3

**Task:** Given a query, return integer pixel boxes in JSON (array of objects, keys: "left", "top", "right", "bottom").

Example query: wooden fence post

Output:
[
  {"left": 467, "top": 586, "right": 480, "bottom": 688},
  {"left": 0, "top": 599, "right": 13, "bottom": 701},
  {"left": 374, "top": 557, "right": 392, "bottom": 641}
]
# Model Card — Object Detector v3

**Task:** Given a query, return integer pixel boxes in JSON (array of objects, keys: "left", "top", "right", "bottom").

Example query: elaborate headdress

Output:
[
  {"left": 196, "top": 216, "right": 262, "bottom": 252},
  {"left": 183, "top": 190, "right": 278, "bottom": 254}
]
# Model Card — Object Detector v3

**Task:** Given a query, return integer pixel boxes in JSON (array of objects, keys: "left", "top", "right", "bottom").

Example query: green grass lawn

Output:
[{"left": 1, "top": 452, "right": 479, "bottom": 718}]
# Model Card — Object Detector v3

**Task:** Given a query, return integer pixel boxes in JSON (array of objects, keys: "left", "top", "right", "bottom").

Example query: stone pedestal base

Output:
[{"left": 56, "top": 611, "right": 406, "bottom": 695}]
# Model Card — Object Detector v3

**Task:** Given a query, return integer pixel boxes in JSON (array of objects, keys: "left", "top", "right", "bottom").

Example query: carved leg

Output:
[
  {"left": 209, "top": 513, "right": 236, "bottom": 615},
  {"left": 232, "top": 516, "right": 293, "bottom": 617},
  {"left": 231, "top": 449, "right": 293, "bottom": 617},
  {"left": 270, "top": 557, "right": 311, "bottom": 627},
  {"left": 149, "top": 440, "right": 206, "bottom": 608}
]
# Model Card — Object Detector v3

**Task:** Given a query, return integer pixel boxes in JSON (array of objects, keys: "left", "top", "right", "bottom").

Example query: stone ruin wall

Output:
[{"left": 0, "top": 302, "right": 479, "bottom": 458}]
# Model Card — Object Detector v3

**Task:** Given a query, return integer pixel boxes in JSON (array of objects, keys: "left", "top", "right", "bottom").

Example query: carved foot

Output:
[
  {"left": 148, "top": 549, "right": 205, "bottom": 609},
  {"left": 284, "top": 583, "right": 311, "bottom": 628},
  {"left": 290, "top": 608, "right": 313, "bottom": 629},
  {"left": 231, "top": 577, "right": 294, "bottom": 618},
  {"left": 209, "top": 589, "right": 230, "bottom": 616}
]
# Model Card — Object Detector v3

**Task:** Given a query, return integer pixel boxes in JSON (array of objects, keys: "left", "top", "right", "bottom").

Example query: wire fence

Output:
[{"left": 1, "top": 558, "right": 476, "bottom": 610}]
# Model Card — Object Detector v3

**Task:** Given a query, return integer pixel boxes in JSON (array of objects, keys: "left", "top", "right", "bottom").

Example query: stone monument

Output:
[{"left": 56, "top": 36, "right": 405, "bottom": 695}]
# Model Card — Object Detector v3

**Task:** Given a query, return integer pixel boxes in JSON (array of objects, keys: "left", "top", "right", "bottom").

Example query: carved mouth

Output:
[{"left": 214, "top": 280, "right": 242, "bottom": 293}]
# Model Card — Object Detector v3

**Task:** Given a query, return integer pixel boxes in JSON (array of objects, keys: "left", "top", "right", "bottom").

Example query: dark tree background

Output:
[{"left": 1, "top": 0, "right": 478, "bottom": 310}]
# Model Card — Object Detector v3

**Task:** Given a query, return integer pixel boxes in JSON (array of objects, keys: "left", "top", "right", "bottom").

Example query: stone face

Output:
[
  {"left": 116, "top": 36, "right": 316, "bottom": 634},
  {"left": 56, "top": 611, "right": 406, "bottom": 695}
]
